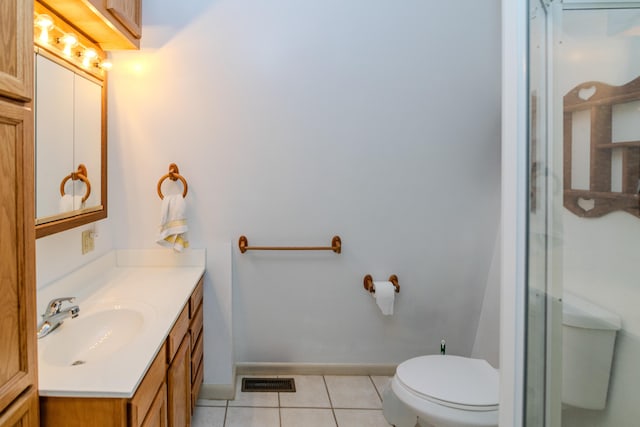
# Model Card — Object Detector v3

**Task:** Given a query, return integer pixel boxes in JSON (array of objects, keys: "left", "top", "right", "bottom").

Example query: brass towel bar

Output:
[
  {"left": 59, "top": 163, "right": 91, "bottom": 203},
  {"left": 238, "top": 235, "right": 342, "bottom": 254},
  {"left": 363, "top": 274, "right": 400, "bottom": 293},
  {"left": 157, "top": 163, "right": 188, "bottom": 200}
]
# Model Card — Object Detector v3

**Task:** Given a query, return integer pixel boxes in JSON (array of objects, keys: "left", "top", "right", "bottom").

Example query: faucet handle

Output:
[{"left": 44, "top": 297, "right": 76, "bottom": 316}]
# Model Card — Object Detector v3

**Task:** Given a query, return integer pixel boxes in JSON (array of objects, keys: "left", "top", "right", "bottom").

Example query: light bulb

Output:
[
  {"left": 99, "top": 60, "right": 113, "bottom": 71},
  {"left": 59, "top": 33, "right": 78, "bottom": 57},
  {"left": 35, "top": 14, "right": 54, "bottom": 44},
  {"left": 82, "top": 48, "right": 97, "bottom": 68}
]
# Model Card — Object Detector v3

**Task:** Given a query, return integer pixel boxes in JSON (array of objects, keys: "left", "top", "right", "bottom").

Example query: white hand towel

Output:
[
  {"left": 59, "top": 194, "right": 74, "bottom": 213},
  {"left": 59, "top": 195, "right": 86, "bottom": 213},
  {"left": 156, "top": 194, "right": 189, "bottom": 252},
  {"left": 72, "top": 195, "right": 85, "bottom": 211}
]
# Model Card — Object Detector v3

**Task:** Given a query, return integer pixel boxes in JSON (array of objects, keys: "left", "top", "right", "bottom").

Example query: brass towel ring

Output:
[
  {"left": 157, "top": 163, "right": 188, "bottom": 200},
  {"left": 59, "top": 164, "right": 91, "bottom": 203}
]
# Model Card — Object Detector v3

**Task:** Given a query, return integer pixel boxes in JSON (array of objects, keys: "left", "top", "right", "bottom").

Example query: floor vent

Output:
[{"left": 241, "top": 377, "right": 296, "bottom": 393}]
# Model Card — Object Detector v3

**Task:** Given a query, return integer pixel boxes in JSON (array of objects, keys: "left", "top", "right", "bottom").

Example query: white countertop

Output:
[{"left": 37, "top": 250, "right": 205, "bottom": 398}]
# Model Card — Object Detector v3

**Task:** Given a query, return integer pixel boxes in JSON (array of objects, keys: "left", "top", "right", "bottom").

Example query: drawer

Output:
[
  {"left": 190, "top": 302, "right": 203, "bottom": 346},
  {"left": 189, "top": 277, "right": 204, "bottom": 318},
  {"left": 191, "top": 329, "right": 203, "bottom": 383},
  {"left": 167, "top": 304, "right": 190, "bottom": 363},
  {"left": 129, "top": 342, "right": 167, "bottom": 427}
]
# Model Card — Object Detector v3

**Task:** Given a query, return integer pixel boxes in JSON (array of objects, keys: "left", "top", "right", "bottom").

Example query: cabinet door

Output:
[
  {"left": 141, "top": 383, "right": 167, "bottom": 427},
  {"left": 106, "top": 0, "right": 141, "bottom": 38},
  {"left": 0, "top": 388, "right": 39, "bottom": 427},
  {"left": 0, "top": 100, "right": 36, "bottom": 418},
  {"left": 0, "top": 0, "right": 33, "bottom": 101},
  {"left": 167, "top": 336, "right": 190, "bottom": 427}
]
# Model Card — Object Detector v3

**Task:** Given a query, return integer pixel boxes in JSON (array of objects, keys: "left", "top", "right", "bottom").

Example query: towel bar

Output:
[
  {"left": 59, "top": 164, "right": 91, "bottom": 203},
  {"left": 238, "top": 235, "right": 342, "bottom": 254},
  {"left": 363, "top": 274, "right": 400, "bottom": 293},
  {"left": 157, "top": 163, "right": 188, "bottom": 199}
]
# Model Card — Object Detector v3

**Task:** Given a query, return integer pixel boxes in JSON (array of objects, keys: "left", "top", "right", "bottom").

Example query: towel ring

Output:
[
  {"left": 59, "top": 164, "right": 91, "bottom": 203},
  {"left": 157, "top": 163, "right": 188, "bottom": 200}
]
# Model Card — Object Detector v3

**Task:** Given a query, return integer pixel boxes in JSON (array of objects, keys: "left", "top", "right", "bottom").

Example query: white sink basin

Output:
[{"left": 40, "top": 301, "right": 156, "bottom": 367}]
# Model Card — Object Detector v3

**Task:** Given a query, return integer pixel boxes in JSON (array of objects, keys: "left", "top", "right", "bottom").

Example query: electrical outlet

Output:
[{"left": 82, "top": 230, "right": 95, "bottom": 254}]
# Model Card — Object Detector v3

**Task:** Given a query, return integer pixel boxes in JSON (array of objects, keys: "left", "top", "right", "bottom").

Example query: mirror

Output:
[{"left": 34, "top": 50, "right": 107, "bottom": 238}]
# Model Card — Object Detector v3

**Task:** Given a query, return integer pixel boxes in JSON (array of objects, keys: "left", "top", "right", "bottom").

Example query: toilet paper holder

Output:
[{"left": 363, "top": 274, "right": 400, "bottom": 293}]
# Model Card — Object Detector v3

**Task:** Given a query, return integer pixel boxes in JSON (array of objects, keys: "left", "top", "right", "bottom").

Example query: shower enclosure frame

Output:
[{"left": 502, "top": 0, "right": 640, "bottom": 426}]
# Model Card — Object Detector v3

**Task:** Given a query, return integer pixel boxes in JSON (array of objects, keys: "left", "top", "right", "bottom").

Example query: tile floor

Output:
[{"left": 192, "top": 375, "right": 395, "bottom": 427}]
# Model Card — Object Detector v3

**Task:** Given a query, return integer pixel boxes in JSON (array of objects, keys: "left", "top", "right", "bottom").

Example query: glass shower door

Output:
[
  {"left": 526, "top": 1, "right": 564, "bottom": 425},
  {"left": 525, "top": 1, "right": 640, "bottom": 426}
]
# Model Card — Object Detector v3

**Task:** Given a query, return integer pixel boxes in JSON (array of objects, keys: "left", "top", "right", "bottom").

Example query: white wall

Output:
[
  {"left": 37, "top": 0, "right": 502, "bottom": 389},
  {"left": 472, "top": 228, "right": 501, "bottom": 368},
  {"left": 36, "top": 221, "right": 113, "bottom": 289},
  {"left": 555, "top": 9, "right": 640, "bottom": 426}
]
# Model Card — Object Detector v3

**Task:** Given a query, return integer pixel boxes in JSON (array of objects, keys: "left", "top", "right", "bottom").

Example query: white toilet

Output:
[
  {"left": 382, "top": 292, "right": 621, "bottom": 427},
  {"left": 382, "top": 355, "right": 499, "bottom": 427}
]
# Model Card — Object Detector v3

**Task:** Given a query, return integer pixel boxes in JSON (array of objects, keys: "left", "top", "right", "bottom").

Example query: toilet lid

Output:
[{"left": 396, "top": 355, "right": 499, "bottom": 411}]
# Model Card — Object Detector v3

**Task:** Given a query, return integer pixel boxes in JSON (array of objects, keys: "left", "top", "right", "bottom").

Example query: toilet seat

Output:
[{"left": 395, "top": 355, "right": 499, "bottom": 411}]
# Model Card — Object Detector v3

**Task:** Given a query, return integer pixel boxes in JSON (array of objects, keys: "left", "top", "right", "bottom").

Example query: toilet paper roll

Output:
[{"left": 373, "top": 281, "right": 395, "bottom": 315}]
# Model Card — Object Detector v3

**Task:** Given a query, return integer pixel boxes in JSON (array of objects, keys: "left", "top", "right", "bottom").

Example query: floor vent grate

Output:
[{"left": 241, "top": 377, "right": 296, "bottom": 393}]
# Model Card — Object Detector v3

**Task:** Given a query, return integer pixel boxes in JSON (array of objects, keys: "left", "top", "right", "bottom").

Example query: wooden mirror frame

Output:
[{"left": 34, "top": 3, "right": 108, "bottom": 238}]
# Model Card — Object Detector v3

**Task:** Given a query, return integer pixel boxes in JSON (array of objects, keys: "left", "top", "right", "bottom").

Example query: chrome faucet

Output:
[{"left": 37, "top": 297, "right": 80, "bottom": 339}]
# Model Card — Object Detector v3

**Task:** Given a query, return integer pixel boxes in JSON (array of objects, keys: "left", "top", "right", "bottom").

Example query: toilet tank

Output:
[{"left": 562, "top": 292, "right": 621, "bottom": 410}]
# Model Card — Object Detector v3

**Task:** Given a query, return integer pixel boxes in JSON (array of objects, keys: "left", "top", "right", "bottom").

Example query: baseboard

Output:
[
  {"left": 235, "top": 362, "right": 397, "bottom": 377},
  {"left": 198, "top": 383, "right": 236, "bottom": 400}
]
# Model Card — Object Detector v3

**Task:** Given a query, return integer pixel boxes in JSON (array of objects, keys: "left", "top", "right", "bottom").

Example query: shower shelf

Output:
[{"left": 563, "top": 75, "right": 640, "bottom": 218}]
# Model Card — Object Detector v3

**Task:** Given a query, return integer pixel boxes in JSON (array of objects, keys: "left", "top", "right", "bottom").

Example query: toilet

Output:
[
  {"left": 383, "top": 292, "right": 621, "bottom": 427},
  {"left": 382, "top": 355, "right": 499, "bottom": 427},
  {"left": 561, "top": 292, "right": 621, "bottom": 410}
]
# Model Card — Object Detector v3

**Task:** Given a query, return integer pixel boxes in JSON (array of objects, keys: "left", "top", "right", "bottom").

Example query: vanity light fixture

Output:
[
  {"left": 34, "top": 14, "right": 54, "bottom": 44},
  {"left": 59, "top": 33, "right": 78, "bottom": 57},
  {"left": 34, "top": 7, "right": 110, "bottom": 79},
  {"left": 82, "top": 48, "right": 98, "bottom": 69}
]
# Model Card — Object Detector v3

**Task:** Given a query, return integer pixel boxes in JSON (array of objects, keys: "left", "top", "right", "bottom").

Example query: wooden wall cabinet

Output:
[
  {"left": 40, "top": 277, "right": 204, "bottom": 427},
  {"left": 0, "top": 0, "right": 33, "bottom": 101},
  {"left": 0, "top": 1, "right": 38, "bottom": 425},
  {"left": 0, "top": 100, "right": 38, "bottom": 425},
  {"left": 39, "top": 0, "right": 142, "bottom": 49}
]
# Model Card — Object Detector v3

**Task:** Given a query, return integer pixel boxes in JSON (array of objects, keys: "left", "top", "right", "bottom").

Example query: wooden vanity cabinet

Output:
[{"left": 39, "top": 278, "right": 204, "bottom": 427}]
